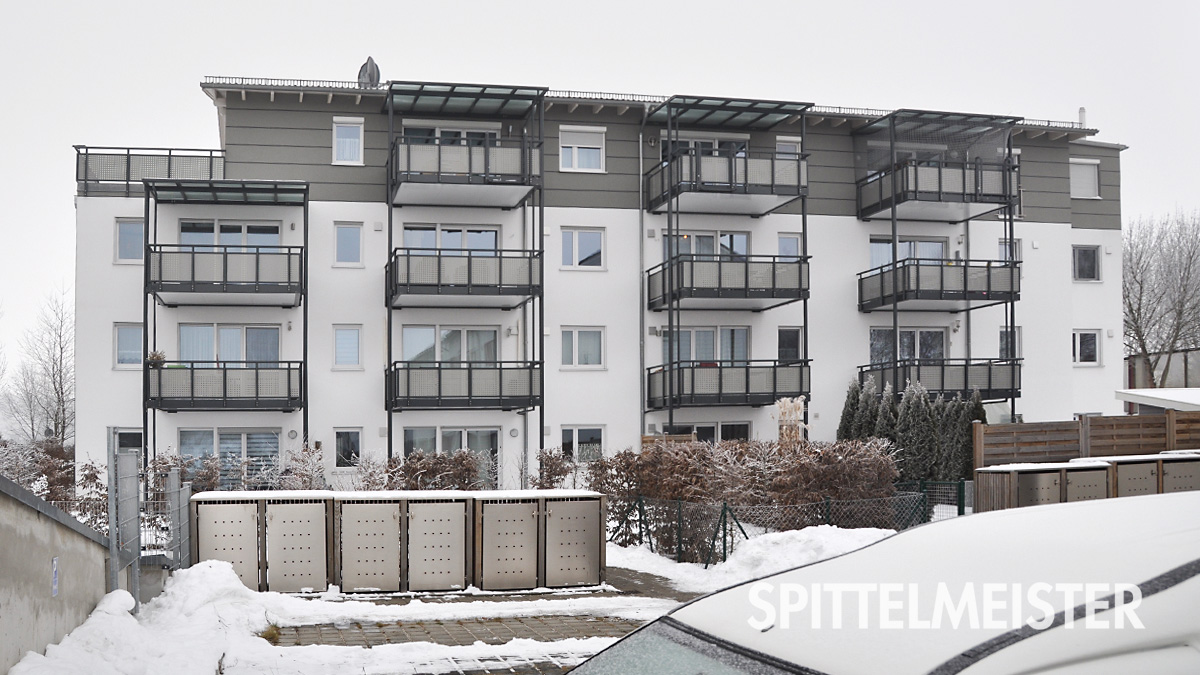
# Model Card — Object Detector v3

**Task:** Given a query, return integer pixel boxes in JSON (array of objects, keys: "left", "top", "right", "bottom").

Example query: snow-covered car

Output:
[{"left": 574, "top": 491, "right": 1200, "bottom": 674}]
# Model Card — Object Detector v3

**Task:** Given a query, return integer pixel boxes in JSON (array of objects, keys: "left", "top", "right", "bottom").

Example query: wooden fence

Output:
[{"left": 973, "top": 410, "right": 1200, "bottom": 468}]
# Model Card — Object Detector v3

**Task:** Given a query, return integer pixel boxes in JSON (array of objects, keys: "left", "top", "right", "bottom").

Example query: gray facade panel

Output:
[{"left": 1069, "top": 143, "right": 1122, "bottom": 230}]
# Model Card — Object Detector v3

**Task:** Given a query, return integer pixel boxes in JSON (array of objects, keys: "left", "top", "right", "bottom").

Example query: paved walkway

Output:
[{"left": 273, "top": 565, "right": 700, "bottom": 673}]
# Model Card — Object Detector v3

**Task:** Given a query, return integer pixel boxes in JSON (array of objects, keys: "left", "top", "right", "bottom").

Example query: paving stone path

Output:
[{"left": 276, "top": 614, "right": 642, "bottom": 648}]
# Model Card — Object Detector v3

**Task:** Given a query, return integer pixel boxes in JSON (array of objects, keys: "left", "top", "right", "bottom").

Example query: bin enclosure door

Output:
[
  {"left": 197, "top": 502, "right": 260, "bottom": 590},
  {"left": 545, "top": 500, "right": 601, "bottom": 587},
  {"left": 266, "top": 502, "right": 328, "bottom": 592},
  {"left": 407, "top": 501, "right": 468, "bottom": 591},
  {"left": 480, "top": 501, "right": 539, "bottom": 591},
  {"left": 341, "top": 502, "right": 401, "bottom": 592}
]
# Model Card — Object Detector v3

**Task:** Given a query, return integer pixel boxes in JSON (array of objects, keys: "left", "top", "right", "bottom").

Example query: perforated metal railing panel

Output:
[
  {"left": 544, "top": 499, "right": 601, "bottom": 587},
  {"left": 340, "top": 502, "right": 401, "bottom": 592},
  {"left": 265, "top": 501, "right": 328, "bottom": 592},
  {"left": 197, "top": 501, "right": 260, "bottom": 589},
  {"left": 480, "top": 501, "right": 539, "bottom": 591},
  {"left": 407, "top": 501, "right": 468, "bottom": 591}
]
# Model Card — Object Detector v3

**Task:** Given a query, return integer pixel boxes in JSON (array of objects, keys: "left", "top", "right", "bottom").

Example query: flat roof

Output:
[
  {"left": 145, "top": 179, "right": 308, "bottom": 205},
  {"left": 1115, "top": 388, "right": 1200, "bottom": 412}
]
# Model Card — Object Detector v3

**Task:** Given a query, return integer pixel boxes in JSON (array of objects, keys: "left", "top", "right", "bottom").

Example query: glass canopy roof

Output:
[
  {"left": 853, "top": 109, "right": 1022, "bottom": 137},
  {"left": 386, "top": 81, "right": 548, "bottom": 119},
  {"left": 145, "top": 180, "right": 308, "bottom": 205},
  {"left": 646, "top": 95, "right": 813, "bottom": 131}
]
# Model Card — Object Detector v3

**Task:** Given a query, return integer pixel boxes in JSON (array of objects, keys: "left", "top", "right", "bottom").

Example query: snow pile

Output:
[
  {"left": 11, "top": 561, "right": 673, "bottom": 675},
  {"left": 607, "top": 525, "right": 894, "bottom": 593}
]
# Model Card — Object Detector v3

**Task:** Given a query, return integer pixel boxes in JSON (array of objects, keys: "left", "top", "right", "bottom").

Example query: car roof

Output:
[{"left": 667, "top": 492, "right": 1200, "bottom": 674}]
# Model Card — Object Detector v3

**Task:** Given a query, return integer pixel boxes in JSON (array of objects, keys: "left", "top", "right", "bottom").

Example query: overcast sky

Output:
[{"left": 0, "top": 0, "right": 1195, "bottom": 417}]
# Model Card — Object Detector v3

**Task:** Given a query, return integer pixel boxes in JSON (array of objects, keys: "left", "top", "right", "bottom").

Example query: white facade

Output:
[{"left": 73, "top": 83, "right": 1125, "bottom": 488}]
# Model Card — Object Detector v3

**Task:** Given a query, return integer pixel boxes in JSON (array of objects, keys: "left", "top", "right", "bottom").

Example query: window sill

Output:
[
  {"left": 113, "top": 365, "right": 143, "bottom": 371},
  {"left": 113, "top": 259, "right": 144, "bottom": 266},
  {"left": 559, "top": 266, "right": 607, "bottom": 272},
  {"left": 332, "top": 263, "right": 366, "bottom": 269},
  {"left": 560, "top": 366, "right": 607, "bottom": 372},
  {"left": 1070, "top": 196, "right": 1103, "bottom": 201},
  {"left": 559, "top": 167, "right": 607, "bottom": 174},
  {"left": 1072, "top": 279, "right": 1103, "bottom": 284},
  {"left": 332, "top": 366, "right": 365, "bottom": 372},
  {"left": 1073, "top": 362, "right": 1102, "bottom": 368},
  {"left": 331, "top": 161, "right": 365, "bottom": 167}
]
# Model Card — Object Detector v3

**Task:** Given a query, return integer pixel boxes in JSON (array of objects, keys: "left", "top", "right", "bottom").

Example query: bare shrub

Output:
[
  {"left": 389, "top": 450, "right": 484, "bottom": 490},
  {"left": 530, "top": 448, "right": 574, "bottom": 489}
]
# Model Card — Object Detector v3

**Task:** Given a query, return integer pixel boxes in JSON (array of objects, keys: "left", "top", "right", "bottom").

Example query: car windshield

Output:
[{"left": 571, "top": 618, "right": 804, "bottom": 675}]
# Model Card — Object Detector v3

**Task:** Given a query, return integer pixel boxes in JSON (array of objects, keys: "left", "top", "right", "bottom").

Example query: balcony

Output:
[
  {"left": 146, "top": 362, "right": 304, "bottom": 412},
  {"left": 648, "top": 254, "right": 809, "bottom": 311},
  {"left": 647, "top": 360, "right": 811, "bottom": 409},
  {"left": 857, "top": 259, "right": 1019, "bottom": 312},
  {"left": 148, "top": 245, "right": 304, "bottom": 307},
  {"left": 386, "top": 361, "right": 541, "bottom": 411},
  {"left": 858, "top": 359, "right": 1021, "bottom": 401},
  {"left": 856, "top": 160, "right": 1014, "bottom": 222},
  {"left": 388, "top": 249, "right": 540, "bottom": 309},
  {"left": 390, "top": 138, "right": 540, "bottom": 208},
  {"left": 645, "top": 149, "right": 808, "bottom": 215},
  {"left": 75, "top": 146, "right": 224, "bottom": 197}
]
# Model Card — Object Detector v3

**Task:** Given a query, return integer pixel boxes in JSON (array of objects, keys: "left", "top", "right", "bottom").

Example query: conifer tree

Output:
[
  {"left": 836, "top": 379, "right": 861, "bottom": 440},
  {"left": 852, "top": 377, "right": 880, "bottom": 439},
  {"left": 873, "top": 381, "right": 898, "bottom": 443}
]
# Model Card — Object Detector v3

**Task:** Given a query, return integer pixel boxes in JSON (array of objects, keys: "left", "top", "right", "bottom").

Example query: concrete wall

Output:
[{"left": 0, "top": 475, "right": 109, "bottom": 673}]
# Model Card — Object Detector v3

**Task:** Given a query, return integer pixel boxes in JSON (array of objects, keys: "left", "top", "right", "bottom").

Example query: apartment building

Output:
[{"left": 73, "top": 74, "right": 1125, "bottom": 488}]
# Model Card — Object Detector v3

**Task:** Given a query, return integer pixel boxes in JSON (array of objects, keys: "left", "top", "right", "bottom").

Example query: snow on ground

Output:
[
  {"left": 10, "top": 561, "right": 673, "bottom": 675},
  {"left": 607, "top": 525, "right": 895, "bottom": 594}
]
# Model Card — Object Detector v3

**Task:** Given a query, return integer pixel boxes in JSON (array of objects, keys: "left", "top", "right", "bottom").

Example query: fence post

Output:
[
  {"left": 721, "top": 503, "right": 728, "bottom": 563},
  {"left": 823, "top": 497, "right": 832, "bottom": 525},
  {"left": 972, "top": 420, "right": 985, "bottom": 469},
  {"left": 1079, "top": 414, "right": 1091, "bottom": 458},
  {"left": 1167, "top": 408, "right": 1178, "bottom": 451},
  {"left": 957, "top": 479, "right": 966, "bottom": 517},
  {"left": 676, "top": 499, "right": 683, "bottom": 563}
]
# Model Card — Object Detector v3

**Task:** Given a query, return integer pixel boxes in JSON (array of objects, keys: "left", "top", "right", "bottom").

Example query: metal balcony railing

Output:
[
  {"left": 645, "top": 147, "right": 808, "bottom": 213},
  {"left": 857, "top": 259, "right": 1020, "bottom": 311},
  {"left": 856, "top": 159, "right": 1014, "bottom": 220},
  {"left": 148, "top": 245, "right": 304, "bottom": 297},
  {"left": 390, "top": 137, "right": 541, "bottom": 187},
  {"left": 647, "top": 360, "right": 811, "bottom": 409},
  {"left": 75, "top": 146, "right": 225, "bottom": 197},
  {"left": 858, "top": 358, "right": 1021, "bottom": 401},
  {"left": 388, "top": 248, "right": 541, "bottom": 303},
  {"left": 146, "top": 361, "right": 304, "bottom": 411},
  {"left": 648, "top": 254, "right": 810, "bottom": 310},
  {"left": 387, "top": 361, "right": 541, "bottom": 411}
]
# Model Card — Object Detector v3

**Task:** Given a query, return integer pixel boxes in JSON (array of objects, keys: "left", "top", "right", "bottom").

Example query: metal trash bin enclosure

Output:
[
  {"left": 265, "top": 494, "right": 333, "bottom": 592},
  {"left": 543, "top": 492, "right": 606, "bottom": 588},
  {"left": 975, "top": 462, "right": 1110, "bottom": 512},
  {"left": 1070, "top": 453, "right": 1200, "bottom": 495},
  {"left": 333, "top": 494, "right": 402, "bottom": 593},
  {"left": 405, "top": 492, "right": 473, "bottom": 592},
  {"left": 1161, "top": 455, "right": 1200, "bottom": 492},
  {"left": 192, "top": 493, "right": 263, "bottom": 590},
  {"left": 474, "top": 492, "right": 543, "bottom": 591}
]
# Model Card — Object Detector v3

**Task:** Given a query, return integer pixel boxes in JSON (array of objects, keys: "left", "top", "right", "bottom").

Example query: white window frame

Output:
[
  {"left": 663, "top": 230, "right": 752, "bottom": 261},
  {"left": 998, "top": 238, "right": 1023, "bottom": 262},
  {"left": 869, "top": 326, "right": 949, "bottom": 363},
  {"left": 401, "top": 324, "right": 501, "bottom": 363},
  {"left": 332, "top": 116, "right": 365, "bottom": 166},
  {"left": 178, "top": 323, "right": 282, "bottom": 363},
  {"left": 718, "top": 421, "right": 752, "bottom": 442},
  {"left": 778, "top": 233, "right": 802, "bottom": 261},
  {"left": 1069, "top": 158, "right": 1101, "bottom": 199},
  {"left": 401, "top": 223, "right": 500, "bottom": 252},
  {"left": 334, "top": 428, "right": 362, "bottom": 468},
  {"left": 1072, "top": 329, "right": 1102, "bottom": 366},
  {"left": 561, "top": 326, "right": 606, "bottom": 370},
  {"left": 333, "top": 222, "right": 363, "bottom": 267},
  {"left": 114, "top": 323, "right": 143, "bottom": 369},
  {"left": 559, "top": 124, "right": 607, "bottom": 173},
  {"left": 778, "top": 326, "right": 804, "bottom": 363},
  {"left": 178, "top": 428, "right": 216, "bottom": 459},
  {"left": 1072, "top": 245, "right": 1102, "bottom": 282},
  {"left": 775, "top": 136, "right": 803, "bottom": 158},
  {"left": 662, "top": 325, "right": 751, "bottom": 364},
  {"left": 333, "top": 324, "right": 362, "bottom": 370},
  {"left": 561, "top": 426, "right": 605, "bottom": 462},
  {"left": 561, "top": 227, "right": 606, "bottom": 270},
  {"left": 115, "top": 218, "right": 144, "bottom": 264}
]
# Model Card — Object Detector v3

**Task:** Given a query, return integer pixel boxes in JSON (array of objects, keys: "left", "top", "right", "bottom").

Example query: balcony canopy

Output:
[
  {"left": 386, "top": 81, "right": 548, "bottom": 119},
  {"left": 646, "top": 95, "right": 813, "bottom": 131},
  {"left": 145, "top": 179, "right": 308, "bottom": 206},
  {"left": 853, "top": 109, "right": 1022, "bottom": 139}
]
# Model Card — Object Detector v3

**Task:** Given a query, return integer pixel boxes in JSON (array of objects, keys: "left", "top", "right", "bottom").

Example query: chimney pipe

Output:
[{"left": 1078, "top": 107, "right": 1087, "bottom": 127}]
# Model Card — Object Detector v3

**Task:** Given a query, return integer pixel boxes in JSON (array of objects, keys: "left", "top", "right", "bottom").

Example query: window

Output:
[
  {"left": 869, "top": 237, "right": 946, "bottom": 268},
  {"left": 869, "top": 327, "right": 946, "bottom": 364},
  {"left": 335, "top": 223, "right": 362, "bottom": 265},
  {"left": 403, "top": 427, "right": 437, "bottom": 457},
  {"left": 664, "top": 231, "right": 748, "bottom": 260},
  {"left": 720, "top": 423, "right": 750, "bottom": 442},
  {"left": 333, "top": 326, "right": 361, "bottom": 369},
  {"left": 402, "top": 125, "right": 499, "bottom": 147},
  {"left": 219, "top": 430, "right": 280, "bottom": 489},
  {"left": 559, "top": 125, "right": 606, "bottom": 172},
  {"left": 114, "top": 323, "right": 142, "bottom": 368},
  {"left": 115, "top": 219, "right": 143, "bottom": 263},
  {"left": 778, "top": 328, "right": 803, "bottom": 364},
  {"left": 179, "top": 221, "right": 281, "bottom": 249},
  {"left": 402, "top": 326, "right": 498, "bottom": 364},
  {"left": 180, "top": 324, "right": 280, "bottom": 365},
  {"left": 332, "top": 117, "right": 364, "bottom": 165},
  {"left": 335, "top": 429, "right": 361, "bottom": 468},
  {"left": 778, "top": 234, "right": 801, "bottom": 261},
  {"left": 562, "top": 327, "right": 604, "bottom": 368},
  {"left": 1069, "top": 158, "right": 1100, "bottom": 199},
  {"left": 561, "top": 228, "right": 604, "bottom": 268},
  {"left": 662, "top": 136, "right": 748, "bottom": 160},
  {"left": 775, "top": 137, "right": 802, "bottom": 159},
  {"left": 562, "top": 427, "right": 603, "bottom": 462},
  {"left": 999, "top": 238, "right": 1022, "bottom": 262},
  {"left": 179, "top": 430, "right": 214, "bottom": 461},
  {"left": 440, "top": 427, "right": 500, "bottom": 488},
  {"left": 1073, "top": 245, "right": 1100, "bottom": 281},
  {"left": 663, "top": 422, "right": 747, "bottom": 444},
  {"left": 116, "top": 430, "right": 142, "bottom": 453},
  {"left": 403, "top": 224, "right": 498, "bottom": 253},
  {"left": 1000, "top": 326, "right": 1022, "bottom": 359},
  {"left": 1073, "top": 330, "right": 1101, "bottom": 365},
  {"left": 663, "top": 326, "right": 748, "bottom": 364}
]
